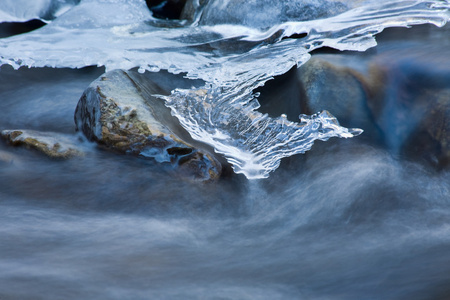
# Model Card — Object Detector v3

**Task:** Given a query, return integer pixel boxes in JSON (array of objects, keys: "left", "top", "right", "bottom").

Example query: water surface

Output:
[{"left": 1, "top": 2, "right": 450, "bottom": 299}]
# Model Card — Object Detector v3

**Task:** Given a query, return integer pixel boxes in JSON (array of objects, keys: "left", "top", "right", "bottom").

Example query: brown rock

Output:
[
  {"left": 74, "top": 69, "right": 222, "bottom": 181},
  {"left": 1, "top": 129, "right": 83, "bottom": 159}
]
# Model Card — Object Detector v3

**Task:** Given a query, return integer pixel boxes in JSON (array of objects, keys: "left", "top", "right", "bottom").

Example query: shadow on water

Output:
[{"left": 1, "top": 25, "right": 450, "bottom": 300}]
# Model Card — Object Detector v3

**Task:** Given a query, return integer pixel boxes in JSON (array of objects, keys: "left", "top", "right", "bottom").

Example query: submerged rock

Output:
[
  {"left": 422, "top": 90, "right": 450, "bottom": 165},
  {"left": 74, "top": 69, "right": 222, "bottom": 181},
  {"left": 297, "top": 42, "right": 450, "bottom": 168},
  {"left": 363, "top": 47, "right": 450, "bottom": 167},
  {"left": 1, "top": 129, "right": 83, "bottom": 158},
  {"left": 297, "top": 56, "right": 378, "bottom": 138}
]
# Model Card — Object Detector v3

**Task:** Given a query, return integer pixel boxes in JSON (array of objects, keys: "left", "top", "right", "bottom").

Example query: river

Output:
[{"left": 1, "top": 1, "right": 450, "bottom": 299}]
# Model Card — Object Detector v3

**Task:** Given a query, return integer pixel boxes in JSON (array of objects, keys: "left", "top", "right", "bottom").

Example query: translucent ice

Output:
[
  {"left": 0, "top": 0, "right": 80, "bottom": 23},
  {"left": 0, "top": 0, "right": 449, "bottom": 178},
  {"left": 162, "top": 88, "right": 362, "bottom": 178}
]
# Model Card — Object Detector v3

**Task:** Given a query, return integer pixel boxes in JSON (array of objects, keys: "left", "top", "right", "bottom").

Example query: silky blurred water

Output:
[{"left": 1, "top": 21, "right": 450, "bottom": 300}]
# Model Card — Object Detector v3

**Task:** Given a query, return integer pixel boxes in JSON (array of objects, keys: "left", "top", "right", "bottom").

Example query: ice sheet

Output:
[{"left": 0, "top": 0, "right": 80, "bottom": 23}]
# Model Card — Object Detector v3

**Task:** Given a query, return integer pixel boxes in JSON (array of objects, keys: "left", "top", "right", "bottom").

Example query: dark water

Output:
[{"left": 1, "top": 25, "right": 450, "bottom": 299}]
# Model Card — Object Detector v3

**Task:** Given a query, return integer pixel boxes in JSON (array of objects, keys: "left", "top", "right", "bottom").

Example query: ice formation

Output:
[
  {"left": 0, "top": 0, "right": 80, "bottom": 23},
  {"left": 0, "top": 0, "right": 449, "bottom": 178}
]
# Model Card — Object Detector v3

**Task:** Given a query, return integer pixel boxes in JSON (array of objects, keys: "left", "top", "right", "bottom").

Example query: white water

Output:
[{"left": 0, "top": 0, "right": 449, "bottom": 178}]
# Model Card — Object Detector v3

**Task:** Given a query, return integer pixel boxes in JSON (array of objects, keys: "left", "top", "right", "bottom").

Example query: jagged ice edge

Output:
[{"left": 160, "top": 87, "right": 362, "bottom": 179}]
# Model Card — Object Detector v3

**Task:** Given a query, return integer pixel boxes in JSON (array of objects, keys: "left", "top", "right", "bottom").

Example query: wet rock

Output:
[
  {"left": 1, "top": 129, "right": 83, "bottom": 158},
  {"left": 295, "top": 47, "right": 450, "bottom": 169},
  {"left": 419, "top": 90, "right": 450, "bottom": 166},
  {"left": 296, "top": 55, "right": 378, "bottom": 138},
  {"left": 362, "top": 47, "right": 450, "bottom": 166},
  {"left": 74, "top": 69, "right": 222, "bottom": 181}
]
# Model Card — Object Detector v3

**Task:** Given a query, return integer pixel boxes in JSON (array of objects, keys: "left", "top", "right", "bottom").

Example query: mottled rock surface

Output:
[
  {"left": 1, "top": 129, "right": 83, "bottom": 158},
  {"left": 74, "top": 69, "right": 222, "bottom": 181}
]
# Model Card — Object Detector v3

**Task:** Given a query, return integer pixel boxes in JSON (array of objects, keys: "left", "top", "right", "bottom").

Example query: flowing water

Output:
[{"left": 1, "top": 1, "right": 450, "bottom": 299}]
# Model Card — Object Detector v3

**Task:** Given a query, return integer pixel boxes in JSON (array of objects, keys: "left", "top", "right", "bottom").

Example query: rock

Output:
[
  {"left": 419, "top": 89, "right": 450, "bottom": 166},
  {"left": 296, "top": 55, "right": 378, "bottom": 139},
  {"left": 362, "top": 47, "right": 450, "bottom": 166},
  {"left": 295, "top": 47, "right": 450, "bottom": 169},
  {"left": 1, "top": 129, "right": 84, "bottom": 158},
  {"left": 74, "top": 69, "right": 222, "bottom": 181}
]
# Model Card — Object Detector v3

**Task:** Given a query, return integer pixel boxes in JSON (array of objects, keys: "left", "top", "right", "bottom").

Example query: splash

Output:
[{"left": 0, "top": 0, "right": 449, "bottom": 178}]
